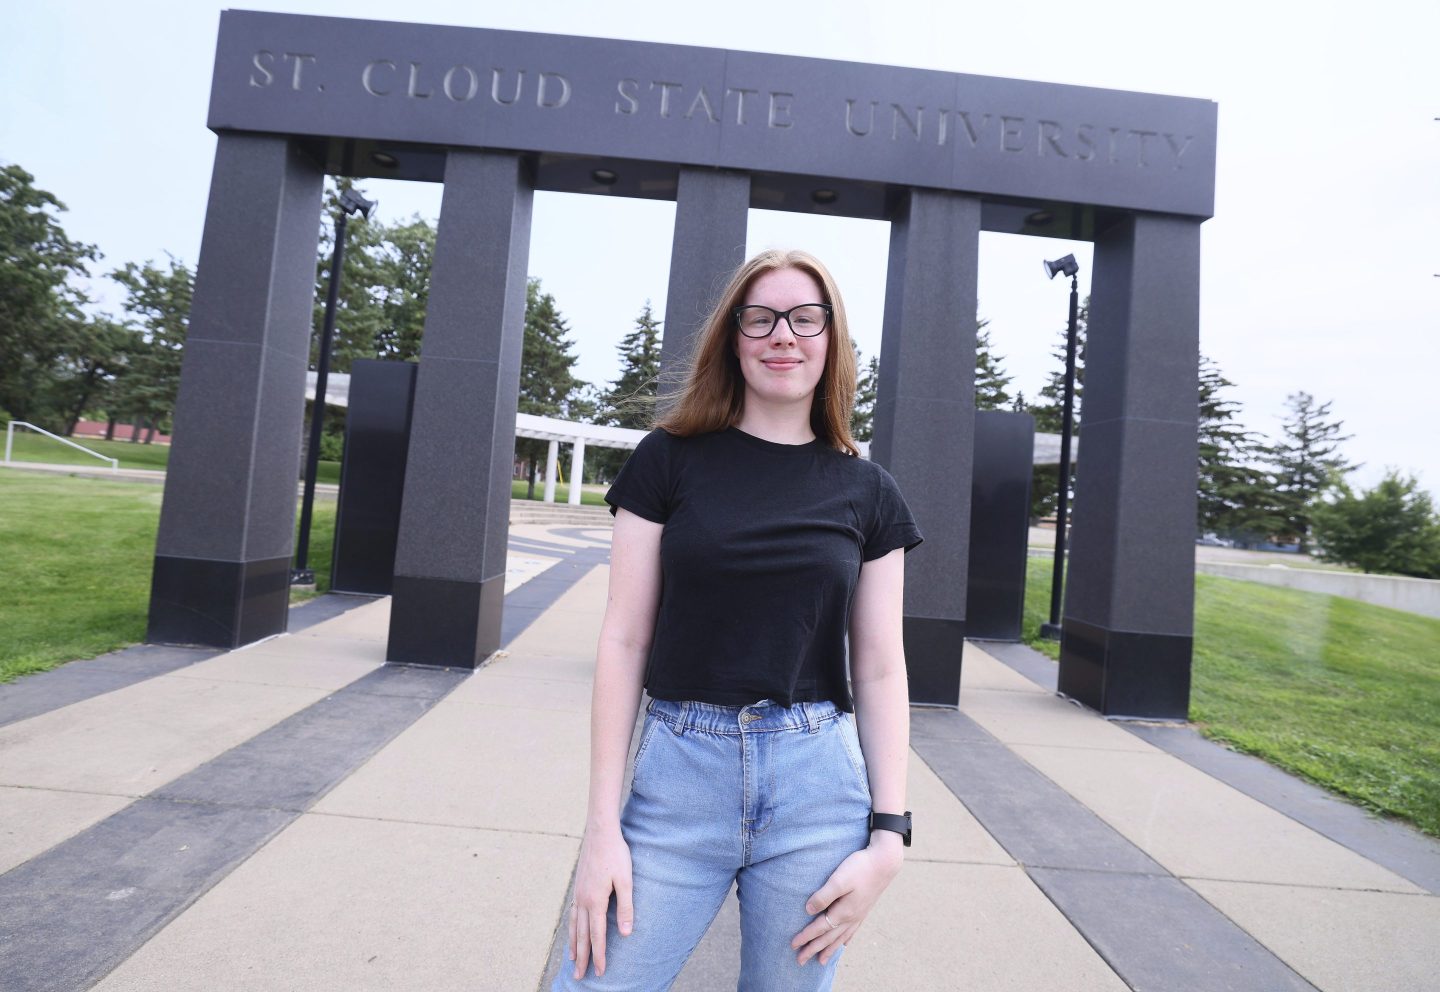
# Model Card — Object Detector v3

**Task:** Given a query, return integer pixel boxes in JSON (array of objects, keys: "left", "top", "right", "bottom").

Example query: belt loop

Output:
[
  {"left": 806, "top": 702, "right": 820, "bottom": 734},
  {"left": 674, "top": 700, "right": 689, "bottom": 736}
]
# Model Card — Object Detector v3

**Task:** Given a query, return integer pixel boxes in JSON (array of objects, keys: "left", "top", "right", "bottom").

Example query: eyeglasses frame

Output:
[{"left": 731, "top": 303, "right": 834, "bottom": 338}]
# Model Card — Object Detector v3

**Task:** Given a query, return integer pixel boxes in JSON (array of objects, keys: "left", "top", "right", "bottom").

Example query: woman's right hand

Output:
[{"left": 568, "top": 824, "right": 634, "bottom": 980}]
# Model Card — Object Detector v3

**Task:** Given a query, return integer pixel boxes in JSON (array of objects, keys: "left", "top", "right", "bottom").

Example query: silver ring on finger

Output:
[{"left": 822, "top": 911, "right": 839, "bottom": 930}]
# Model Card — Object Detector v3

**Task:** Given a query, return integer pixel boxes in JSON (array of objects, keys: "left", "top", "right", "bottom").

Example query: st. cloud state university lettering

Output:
[{"left": 248, "top": 51, "right": 1195, "bottom": 171}]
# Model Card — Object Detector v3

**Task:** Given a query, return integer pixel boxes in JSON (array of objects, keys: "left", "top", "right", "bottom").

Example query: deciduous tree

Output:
[
  {"left": 0, "top": 165, "right": 98, "bottom": 427},
  {"left": 1311, "top": 470, "right": 1440, "bottom": 577},
  {"left": 110, "top": 256, "right": 193, "bottom": 441}
]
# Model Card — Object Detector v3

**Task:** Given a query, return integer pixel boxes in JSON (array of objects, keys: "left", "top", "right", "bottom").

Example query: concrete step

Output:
[{"left": 508, "top": 501, "right": 613, "bottom": 526}]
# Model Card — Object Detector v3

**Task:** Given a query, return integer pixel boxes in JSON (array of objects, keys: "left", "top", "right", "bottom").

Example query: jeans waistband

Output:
[{"left": 646, "top": 697, "right": 841, "bottom": 735}]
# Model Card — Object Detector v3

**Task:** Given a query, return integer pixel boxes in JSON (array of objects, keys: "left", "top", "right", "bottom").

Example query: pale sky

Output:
[{"left": 3, "top": 0, "right": 1436, "bottom": 501}]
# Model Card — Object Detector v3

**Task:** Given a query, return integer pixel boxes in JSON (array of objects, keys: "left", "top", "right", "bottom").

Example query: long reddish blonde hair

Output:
[{"left": 654, "top": 249, "right": 860, "bottom": 456}]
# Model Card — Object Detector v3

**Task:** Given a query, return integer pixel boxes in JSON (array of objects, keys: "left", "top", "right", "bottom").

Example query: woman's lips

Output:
[{"left": 761, "top": 358, "right": 801, "bottom": 369}]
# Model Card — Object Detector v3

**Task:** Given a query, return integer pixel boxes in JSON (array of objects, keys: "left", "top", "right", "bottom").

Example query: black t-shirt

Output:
[{"left": 604, "top": 426, "right": 923, "bottom": 712}]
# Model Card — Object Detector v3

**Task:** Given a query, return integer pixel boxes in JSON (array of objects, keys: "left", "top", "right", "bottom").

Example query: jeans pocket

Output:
[
  {"left": 834, "top": 714, "right": 872, "bottom": 800},
  {"left": 629, "top": 712, "right": 665, "bottom": 787}
]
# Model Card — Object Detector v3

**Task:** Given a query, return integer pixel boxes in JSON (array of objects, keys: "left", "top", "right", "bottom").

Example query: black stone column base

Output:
[
  {"left": 1058, "top": 617, "right": 1192, "bottom": 720},
  {"left": 147, "top": 554, "right": 292, "bottom": 648},
  {"left": 387, "top": 574, "right": 505, "bottom": 669},
  {"left": 903, "top": 616, "right": 966, "bottom": 708}
]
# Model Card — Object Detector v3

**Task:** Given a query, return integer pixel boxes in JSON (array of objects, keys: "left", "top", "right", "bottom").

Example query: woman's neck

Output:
[{"left": 735, "top": 400, "right": 816, "bottom": 446}]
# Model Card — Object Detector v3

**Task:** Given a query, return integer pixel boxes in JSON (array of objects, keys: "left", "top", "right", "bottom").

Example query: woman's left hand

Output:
[{"left": 790, "top": 834, "right": 904, "bottom": 966}]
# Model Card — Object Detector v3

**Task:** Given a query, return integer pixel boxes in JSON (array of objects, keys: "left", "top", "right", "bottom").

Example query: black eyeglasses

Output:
[{"left": 732, "top": 303, "right": 833, "bottom": 338}]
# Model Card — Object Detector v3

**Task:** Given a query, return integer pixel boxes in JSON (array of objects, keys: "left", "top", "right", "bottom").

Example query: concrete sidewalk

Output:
[{"left": 1, "top": 523, "right": 1437, "bottom": 991}]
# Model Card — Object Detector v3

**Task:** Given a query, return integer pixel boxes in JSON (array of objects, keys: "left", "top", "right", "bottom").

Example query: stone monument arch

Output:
[{"left": 147, "top": 10, "right": 1216, "bottom": 718}]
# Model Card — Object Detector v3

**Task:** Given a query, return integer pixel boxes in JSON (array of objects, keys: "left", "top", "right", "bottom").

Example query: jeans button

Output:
[{"left": 741, "top": 712, "right": 760, "bottom": 724}]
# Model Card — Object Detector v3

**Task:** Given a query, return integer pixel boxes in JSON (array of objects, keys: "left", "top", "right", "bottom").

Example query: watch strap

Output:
[{"left": 869, "top": 810, "right": 912, "bottom": 847}]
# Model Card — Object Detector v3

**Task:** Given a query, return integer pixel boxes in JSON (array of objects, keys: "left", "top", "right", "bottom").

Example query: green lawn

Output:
[
  {"left": 1021, "top": 555, "right": 1440, "bottom": 837},
  {"left": 509, "top": 479, "right": 607, "bottom": 506},
  {"left": 0, "top": 472, "right": 335, "bottom": 682}
]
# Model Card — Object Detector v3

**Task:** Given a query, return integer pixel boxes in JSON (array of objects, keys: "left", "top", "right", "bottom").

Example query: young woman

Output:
[{"left": 556, "top": 249, "right": 921, "bottom": 991}]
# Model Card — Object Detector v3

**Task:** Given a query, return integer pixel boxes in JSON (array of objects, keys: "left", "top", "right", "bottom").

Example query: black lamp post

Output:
[
  {"left": 1040, "top": 253, "right": 1080, "bottom": 640},
  {"left": 292, "top": 187, "right": 377, "bottom": 586}
]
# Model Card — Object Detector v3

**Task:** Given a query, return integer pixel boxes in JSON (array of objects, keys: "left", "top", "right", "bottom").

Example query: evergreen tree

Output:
[
  {"left": 1196, "top": 354, "right": 1284, "bottom": 542},
  {"left": 518, "top": 278, "right": 586, "bottom": 496},
  {"left": 110, "top": 256, "right": 193, "bottom": 441},
  {"left": 851, "top": 344, "right": 878, "bottom": 442},
  {"left": 564, "top": 382, "right": 604, "bottom": 426},
  {"left": 604, "top": 302, "right": 663, "bottom": 428},
  {"left": 859, "top": 315, "right": 1007, "bottom": 442},
  {"left": 0, "top": 164, "right": 98, "bottom": 427},
  {"left": 593, "top": 302, "right": 664, "bottom": 481},
  {"left": 1266, "top": 391, "right": 1357, "bottom": 553},
  {"left": 974, "top": 317, "right": 1014, "bottom": 411},
  {"left": 1311, "top": 470, "right": 1440, "bottom": 577}
]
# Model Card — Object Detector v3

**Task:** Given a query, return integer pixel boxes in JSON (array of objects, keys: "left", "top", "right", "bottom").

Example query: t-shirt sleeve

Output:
[
  {"left": 605, "top": 429, "right": 674, "bottom": 523},
  {"left": 862, "top": 465, "right": 924, "bottom": 561}
]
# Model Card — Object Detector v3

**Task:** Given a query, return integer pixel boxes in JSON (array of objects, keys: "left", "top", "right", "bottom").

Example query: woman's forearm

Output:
[
  {"left": 582, "top": 509, "right": 663, "bottom": 836},
  {"left": 851, "top": 663, "right": 910, "bottom": 823},
  {"left": 584, "top": 640, "right": 647, "bottom": 834}
]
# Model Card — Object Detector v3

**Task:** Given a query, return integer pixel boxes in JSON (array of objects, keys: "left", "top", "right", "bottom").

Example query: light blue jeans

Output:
[{"left": 554, "top": 697, "right": 873, "bottom": 992}]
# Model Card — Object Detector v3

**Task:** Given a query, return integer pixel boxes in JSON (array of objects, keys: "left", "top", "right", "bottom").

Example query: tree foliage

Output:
[
  {"left": 974, "top": 317, "right": 1013, "bottom": 412},
  {"left": 53, "top": 317, "right": 134, "bottom": 436},
  {"left": 517, "top": 278, "right": 586, "bottom": 493},
  {"left": 311, "top": 179, "right": 434, "bottom": 371},
  {"left": 109, "top": 256, "right": 193, "bottom": 437},
  {"left": 0, "top": 164, "right": 99, "bottom": 426},
  {"left": 521, "top": 278, "right": 585, "bottom": 418},
  {"left": 850, "top": 344, "right": 879, "bottom": 443},
  {"left": 592, "top": 302, "right": 663, "bottom": 482},
  {"left": 1196, "top": 354, "right": 1285, "bottom": 543},
  {"left": 1266, "top": 391, "right": 1357, "bottom": 553},
  {"left": 602, "top": 301, "right": 662, "bottom": 429},
  {"left": 1311, "top": 470, "right": 1440, "bottom": 577}
]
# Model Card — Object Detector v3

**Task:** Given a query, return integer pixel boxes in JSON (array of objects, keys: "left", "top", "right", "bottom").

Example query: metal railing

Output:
[{"left": 4, "top": 421, "right": 119, "bottom": 471}]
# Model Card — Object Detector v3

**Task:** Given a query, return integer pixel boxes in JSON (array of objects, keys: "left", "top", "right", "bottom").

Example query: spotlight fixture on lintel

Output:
[
  {"left": 1044, "top": 253, "right": 1079, "bottom": 279},
  {"left": 371, "top": 151, "right": 399, "bottom": 168},
  {"left": 1026, "top": 210, "right": 1054, "bottom": 227},
  {"left": 591, "top": 168, "right": 618, "bottom": 186},
  {"left": 811, "top": 189, "right": 838, "bottom": 205},
  {"left": 339, "top": 187, "right": 378, "bottom": 220}
]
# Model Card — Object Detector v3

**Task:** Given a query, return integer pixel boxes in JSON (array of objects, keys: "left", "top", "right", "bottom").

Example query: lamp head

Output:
[
  {"left": 1044, "top": 254, "right": 1079, "bottom": 280},
  {"left": 339, "top": 188, "right": 378, "bottom": 220}
]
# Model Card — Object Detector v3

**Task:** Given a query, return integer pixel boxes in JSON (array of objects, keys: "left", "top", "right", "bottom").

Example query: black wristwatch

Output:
[{"left": 869, "top": 810, "right": 912, "bottom": 847}]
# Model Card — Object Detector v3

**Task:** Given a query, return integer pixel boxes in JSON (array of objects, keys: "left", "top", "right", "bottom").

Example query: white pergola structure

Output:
[{"left": 516, "top": 413, "right": 644, "bottom": 505}]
